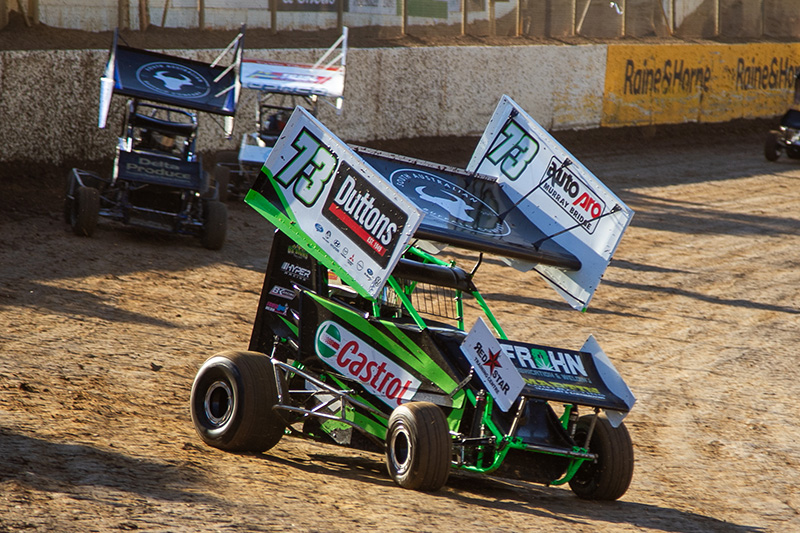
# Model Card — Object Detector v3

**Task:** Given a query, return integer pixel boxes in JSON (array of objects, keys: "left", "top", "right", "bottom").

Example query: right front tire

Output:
[
  {"left": 569, "top": 413, "right": 634, "bottom": 501},
  {"left": 69, "top": 185, "right": 100, "bottom": 237},
  {"left": 385, "top": 402, "right": 451, "bottom": 491},
  {"left": 190, "top": 350, "right": 285, "bottom": 452}
]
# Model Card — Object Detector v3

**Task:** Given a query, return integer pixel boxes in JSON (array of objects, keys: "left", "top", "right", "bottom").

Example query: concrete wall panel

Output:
[
  {"left": 0, "top": 43, "right": 794, "bottom": 165},
  {"left": 0, "top": 45, "right": 607, "bottom": 164}
]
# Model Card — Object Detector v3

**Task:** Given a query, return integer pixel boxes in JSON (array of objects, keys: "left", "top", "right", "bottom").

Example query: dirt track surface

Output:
[{"left": 2, "top": 121, "right": 800, "bottom": 532}]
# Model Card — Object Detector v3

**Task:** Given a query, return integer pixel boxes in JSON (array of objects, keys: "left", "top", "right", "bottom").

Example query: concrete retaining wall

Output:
[{"left": 0, "top": 43, "right": 795, "bottom": 164}]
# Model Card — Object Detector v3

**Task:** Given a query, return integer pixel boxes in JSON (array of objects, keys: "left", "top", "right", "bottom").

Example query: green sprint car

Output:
[{"left": 189, "top": 97, "right": 637, "bottom": 498}]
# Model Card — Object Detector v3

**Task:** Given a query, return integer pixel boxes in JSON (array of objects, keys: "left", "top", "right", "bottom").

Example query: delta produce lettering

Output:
[{"left": 125, "top": 157, "right": 191, "bottom": 180}]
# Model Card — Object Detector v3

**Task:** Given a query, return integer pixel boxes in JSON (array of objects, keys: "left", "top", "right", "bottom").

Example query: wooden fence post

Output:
[
  {"left": 139, "top": 0, "right": 149, "bottom": 30},
  {"left": 118, "top": 0, "right": 130, "bottom": 29},
  {"left": 0, "top": 0, "right": 7, "bottom": 30}
]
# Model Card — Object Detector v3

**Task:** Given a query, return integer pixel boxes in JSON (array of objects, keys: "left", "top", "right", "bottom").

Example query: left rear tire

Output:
[{"left": 190, "top": 350, "right": 285, "bottom": 452}]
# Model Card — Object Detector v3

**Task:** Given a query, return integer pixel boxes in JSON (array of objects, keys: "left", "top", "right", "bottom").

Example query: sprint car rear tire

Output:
[
  {"left": 201, "top": 200, "right": 227, "bottom": 250},
  {"left": 70, "top": 186, "right": 100, "bottom": 237},
  {"left": 190, "top": 350, "right": 285, "bottom": 452},
  {"left": 385, "top": 402, "right": 451, "bottom": 491},
  {"left": 569, "top": 413, "right": 634, "bottom": 501},
  {"left": 764, "top": 132, "right": 780, "bottom": 161},
  {"left": 214, "top": 164, "right": 231, "bottom": 202}
]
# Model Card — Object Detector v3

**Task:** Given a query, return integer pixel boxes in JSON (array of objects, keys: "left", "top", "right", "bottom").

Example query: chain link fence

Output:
[{"left": 4, "top": 0, "right": 800, "bottom": 39}]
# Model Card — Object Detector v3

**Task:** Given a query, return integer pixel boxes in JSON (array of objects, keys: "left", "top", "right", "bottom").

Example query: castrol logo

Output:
[{"left": 315, "top": 321, "right": 419, "bottom": 408}]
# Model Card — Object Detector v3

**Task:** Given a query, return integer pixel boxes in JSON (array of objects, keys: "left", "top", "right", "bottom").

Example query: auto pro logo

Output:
[
  {"left": 322, "top": 161, "right": 408, "bottom": 269},
  {"left": 136, "top": 62, "right": 210, "bottom": 99},
  {"left": 315, "top": 320, "right": 420, "bottom": 408},
  {"left": 390, "top": 169, "right": 510, "bottom": 236},
  {"left": 540, "top": 156, "right": 607, "bottom": 234}
]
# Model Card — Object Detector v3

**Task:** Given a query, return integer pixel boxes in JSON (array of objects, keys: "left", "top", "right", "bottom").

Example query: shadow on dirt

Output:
[
  {"left": 2, "top": 280, "right": 181, "bottom": 328},
  {"left": 256, "top": 448, "right": 765, "bottom": 533},
  {"left": 601, "top": 278, "right": 800, "bottom": 316},
  {"left": 443, "top": 474, "right": 766, "bottom": 533},
  {"left": 0, "top": 429, "right": 215, "bottom": 505},
  {"left": 623, "top": 190, "right": 800, "bottom": 236}
]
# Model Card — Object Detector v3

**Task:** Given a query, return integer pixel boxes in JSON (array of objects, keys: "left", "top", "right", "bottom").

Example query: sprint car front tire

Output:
[
  {"left": 569, "top": 413, "right": 634, "bottom": 501},
  {"left": 385, "top": 402, "right": 451, "bottom": 491},
  {"left": 190, "top": 350, "right": 285, "bottom": 452},
  {"left": 764, "top": 132, "right": 780, "bottom": 161},
  {"left": 201, "top": 200, "right": 227, "bottom": 250},
  {"left": 70, "top": 186, "right": 100, "bottom": 237}
]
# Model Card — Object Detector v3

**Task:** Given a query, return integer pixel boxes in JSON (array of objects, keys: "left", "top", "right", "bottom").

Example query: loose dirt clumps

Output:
[{"left": 2, "top": 119, "right": 799, "bottom": 531}]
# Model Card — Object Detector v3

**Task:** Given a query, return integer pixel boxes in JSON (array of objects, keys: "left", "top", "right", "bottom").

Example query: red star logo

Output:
[{"left": 483, "top": 349, "right": 502, "bottom": 374}]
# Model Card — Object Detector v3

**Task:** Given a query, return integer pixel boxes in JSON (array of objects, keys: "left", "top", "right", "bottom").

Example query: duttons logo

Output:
[
  {"left": 323, "top": 161, "right": 408, "bottom": 269},
  {"left": 390, "top": 169, "right": 510, "bottom": 236},
  {"left": 136, "top": 62, "right": 210, "bottom": 99}
]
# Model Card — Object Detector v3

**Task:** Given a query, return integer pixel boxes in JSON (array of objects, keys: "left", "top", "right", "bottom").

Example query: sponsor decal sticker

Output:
[
  {"left": 287, "top": 243, "right": 309, "bottom": 259},
  {"left": 540, "top": 156, "right": 607, "bottom": 234},
  {"left": 268, "top": 285, "right": 296, "bottom": 300},
  {"left": 265, "top": 301, "right": 289, "bottom": 315},
  {"left": 136, "top": 62, "right": 210, "bottom": 99},
  {"left": 460, "top": 318, "right": 524, "bottom": 412},
  {"left": 501, "top": 342, "right": 588, "bottom": 377},
  {"left": 125, "top": 156, "right": 192, "bottom": 181},
  {"left": 315, "top": 320, "right": 420, "bottom": 408},
  {"left": 280, "top": 262, "right": 311, "bottom": 281},
  {"left": 247, "top": 69, "right": 332, "bottom": 85},
  {"left": 500, "top": 341, "right": 604, "bottom": 400},
  {"left": 391, "top": 169, "right": 510, "bottom": 236},
  {"left": 322, "top": 161, "right": 408, "bottom": 268}
]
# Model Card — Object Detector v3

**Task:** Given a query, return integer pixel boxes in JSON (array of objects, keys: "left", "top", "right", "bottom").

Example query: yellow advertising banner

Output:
[{"left": 602, "top": 43, "right": 800, "bottom": 127}]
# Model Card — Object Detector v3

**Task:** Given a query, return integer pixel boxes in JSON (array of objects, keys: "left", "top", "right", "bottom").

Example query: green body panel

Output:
[
  {"left": 307, "top": 291, "right": 461, "bottom": 400},
  {"left": 245, "top": 188, "right": 371, "bottom": 299},
  {"left": 324, "top": 373, "right": 389, "bottom": 440}
]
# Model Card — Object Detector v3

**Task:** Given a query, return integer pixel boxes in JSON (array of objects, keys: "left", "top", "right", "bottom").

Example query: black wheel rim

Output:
[
  {"left": 204, "top": 380, "right": 233, "bottom": 428},
  {"left": 389, "top": 423, "right": 412, "bottom": 475}
]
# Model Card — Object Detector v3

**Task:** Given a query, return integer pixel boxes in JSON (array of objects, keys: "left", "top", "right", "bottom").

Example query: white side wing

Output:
[{"left": 467, "top": 95, "right": 633, "bottom": 310}]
